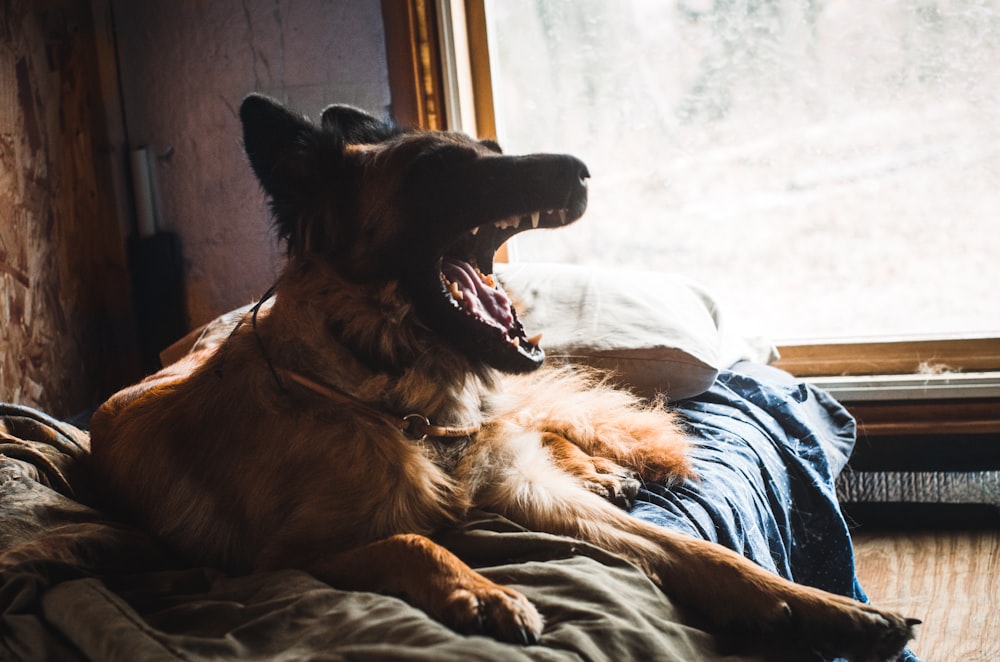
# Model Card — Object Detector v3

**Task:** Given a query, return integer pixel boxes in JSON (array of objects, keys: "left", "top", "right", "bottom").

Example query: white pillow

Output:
[{"left": 496, "top": 262, "right": 775, "bottom": 400}]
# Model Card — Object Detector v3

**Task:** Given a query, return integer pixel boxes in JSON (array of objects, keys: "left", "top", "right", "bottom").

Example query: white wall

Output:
[{"left": 113, "top": 0, "right": 391, "bottom": 328}]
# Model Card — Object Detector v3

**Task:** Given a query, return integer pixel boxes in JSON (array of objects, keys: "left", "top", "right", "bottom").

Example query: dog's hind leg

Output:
[
  {"left": 271, "top": 533, "right": 543, "bottom": 645},
  {"left": 540, "top": 432, "right": 642, "bottom": 508}
]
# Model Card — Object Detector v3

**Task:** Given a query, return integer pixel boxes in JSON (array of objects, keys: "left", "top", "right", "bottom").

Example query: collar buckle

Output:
[{"left": 402, "top": 413, "right": 431, "bottom": 441}]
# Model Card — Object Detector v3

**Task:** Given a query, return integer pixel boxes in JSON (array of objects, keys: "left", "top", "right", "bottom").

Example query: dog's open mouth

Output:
[
  {"left": 441, "top": 259, "right": 523, "bottom": 342},
  {"left": 441, "top": 209, "right": 576, "bottom": 342},
  {"left": 404, "top": 151, "right": 589, "bottom": 373},
  {"left": 425, "top": 203, "right": 586, "bottom": 373}
]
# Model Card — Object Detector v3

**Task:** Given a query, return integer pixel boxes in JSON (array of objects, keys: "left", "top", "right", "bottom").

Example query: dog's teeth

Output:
[
  {"left": 530, "top": 211, "right": 540, "bottom": 228},
  {"left": 470, "top": 226, "right": 480, "bottom": 235},
  {"left": 509, "top": 336, "right": 520, "bottom": 348},
  {"left": 526, "top": 332, "right": 543, "bottom": 346},
  {"left": 558, "top": 209, "right": 567, "bottom": 223},
  {"left": 494, "top": 216, "right": 522, "bottom": 230},
  {"left": 449, "top": 281, "right": 463, "bottom": 300}
]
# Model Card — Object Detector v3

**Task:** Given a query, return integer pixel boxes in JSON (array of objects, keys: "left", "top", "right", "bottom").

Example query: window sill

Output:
[
  {"left": 808, "top": 371, "right": 1000, "bottom": 402},
  {"left": 770, "top": 337, "right": 1000, "bottom": 436}
]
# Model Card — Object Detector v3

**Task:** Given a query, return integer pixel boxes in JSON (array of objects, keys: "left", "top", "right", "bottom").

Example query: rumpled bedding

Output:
[{"left": 0, "top": 365, "right": 916, "bottom": 661}]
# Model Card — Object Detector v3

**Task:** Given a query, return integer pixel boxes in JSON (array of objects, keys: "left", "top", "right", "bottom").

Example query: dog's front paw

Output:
[
  {"left": 679, "top": 556, "right": 917, "bottom": 661},
  {"left": 797, "top": 598, "right": 919, "bottom": 662},
  {"left": 438, "top": 580, "right": 544, "bottom": 645},
  {"left": 753, "top": 592, "right": 918, "bottom": 662}
]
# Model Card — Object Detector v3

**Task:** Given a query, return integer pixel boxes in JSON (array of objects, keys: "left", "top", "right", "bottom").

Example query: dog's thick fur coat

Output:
[{"left": 89, "top": 95, "right": 916, "bottom": 660}]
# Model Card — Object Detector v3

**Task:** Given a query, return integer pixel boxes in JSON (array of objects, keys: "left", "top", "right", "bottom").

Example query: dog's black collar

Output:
[
  {"left": 250, "top": 282, "right": 287, "bottom": 393},
  {"left": 213, "top": 282, "right": 283, "bottom": 385}
]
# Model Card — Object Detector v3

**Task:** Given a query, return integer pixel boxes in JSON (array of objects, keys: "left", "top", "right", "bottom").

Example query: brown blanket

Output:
[{"left": 0, "top": 403, "right": 755, "bottom": 661}]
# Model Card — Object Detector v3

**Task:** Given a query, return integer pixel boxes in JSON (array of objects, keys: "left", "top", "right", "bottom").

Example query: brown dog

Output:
[{"left": 89, "top": 95, "right": 916, "bottom": 659}]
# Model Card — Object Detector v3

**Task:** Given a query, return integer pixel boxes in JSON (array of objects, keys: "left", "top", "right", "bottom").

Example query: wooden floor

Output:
[{"left": 853, "top": 529, "right": 1000, "bottom": 661}]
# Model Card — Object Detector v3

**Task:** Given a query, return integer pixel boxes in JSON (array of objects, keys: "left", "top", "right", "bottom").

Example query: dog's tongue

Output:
[{"left": 442, "top": 257, "right": 515, "bottom": 331}]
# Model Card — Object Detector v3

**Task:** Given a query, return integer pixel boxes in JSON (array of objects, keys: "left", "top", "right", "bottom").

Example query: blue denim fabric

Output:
[{"left": 629, "top": 364, "right": 918, "bottom": 662}]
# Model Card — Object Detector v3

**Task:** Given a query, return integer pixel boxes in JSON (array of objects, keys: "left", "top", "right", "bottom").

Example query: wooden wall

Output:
[{"left": 0, "top": 0, "right": 137, "bottom": 418}]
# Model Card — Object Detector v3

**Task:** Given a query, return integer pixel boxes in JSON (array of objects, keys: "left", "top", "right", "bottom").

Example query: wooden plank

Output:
[
  {"left": 463, "top": 0, "right": 496, "bottom": 140},
  {"left": 849, "top": 399, "right": 1000, "bottom": 436},
  {"left": 854, "top": 530, "right": 1000, "bottom": 661},
  {"left": 774, "top": 337, "right": 1000, "bottom": 377},
  {"left": 382, "top": 0, "right": 446, "bottom": 130},
  {"left": 1, "top": 0, "right": 137, "bottom": 415}
]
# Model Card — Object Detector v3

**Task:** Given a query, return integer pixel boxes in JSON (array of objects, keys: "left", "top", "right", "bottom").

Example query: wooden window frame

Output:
[
  {"left": 777, "top": 337, "right": 1000, "bottom": 436},
  {"left": 382, "top": 0, "right": 496, "bottom": 135},
  {"left": 380, "top": 1, "right": 1000, "bottom": 437}
]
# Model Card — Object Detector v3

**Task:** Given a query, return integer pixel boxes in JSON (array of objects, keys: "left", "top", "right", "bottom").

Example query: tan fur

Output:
[{"left": 89, "top": 97, "right": 915, "bottom": 658}]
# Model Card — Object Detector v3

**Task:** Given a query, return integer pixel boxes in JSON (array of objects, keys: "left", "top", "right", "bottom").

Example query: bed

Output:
[{"left": 0, "top": 263, "right": 918, "bottom": 661}]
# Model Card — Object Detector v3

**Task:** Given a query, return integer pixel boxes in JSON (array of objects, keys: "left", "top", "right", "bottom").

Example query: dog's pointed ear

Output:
[
  {"left": 240, "top": 94, "right": 322, "bottom": 201},
  {"left": 321, "top": 104, "right": 397, "bottom": 144}
]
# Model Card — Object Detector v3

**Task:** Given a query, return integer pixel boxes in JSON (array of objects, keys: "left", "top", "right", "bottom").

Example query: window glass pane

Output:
[{"left": 487, "top": 0, "right": 1000, "bottom": 341}]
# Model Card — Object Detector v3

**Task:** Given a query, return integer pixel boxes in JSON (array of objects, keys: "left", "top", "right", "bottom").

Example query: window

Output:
[
  {"left": 383, "top": 0, "right": 1000, "bottom": 433},
  {"left": 485, "top": 0, "right": 1000, "bottom": 341}
]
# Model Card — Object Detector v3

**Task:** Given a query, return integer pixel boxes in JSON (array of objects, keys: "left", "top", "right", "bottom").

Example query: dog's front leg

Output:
[
  {"left": 591, "top": 515, "right": 918, "bottom": 661},
  {"left": 478, "top": 441, "right": 916, "bottom": 661},
  {"left": 281, "top": 533, "right": 543, "bottom": 644},
  {"left": 640, "top": 527, "right": 919, "bottom": 661}
]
